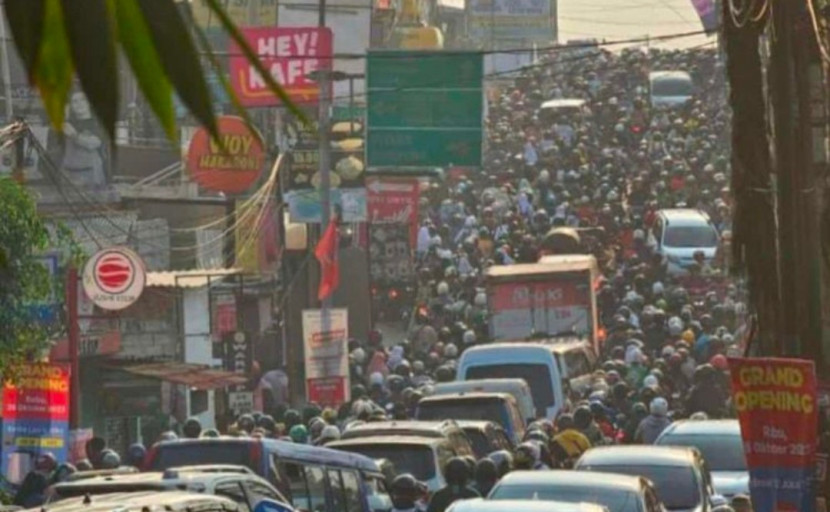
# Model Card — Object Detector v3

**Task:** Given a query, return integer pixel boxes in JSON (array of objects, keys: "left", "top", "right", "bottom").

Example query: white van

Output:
[
  {"left": 455, "top": 341, "right": 596, "bottom": 420},
  {"left": 431, "top": 379, "right": 535, "bottom": 424},
  {"left": 650, "top": 208, "right": 720, "bottom": 275},
  {"left": 649, "top": 71, "right": 693, "bottom": 108}
]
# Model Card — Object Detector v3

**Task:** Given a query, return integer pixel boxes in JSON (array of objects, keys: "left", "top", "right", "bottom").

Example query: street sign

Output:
[
  {"left": 367, "top": 51, "right": 483, "bottom": 169},
  {"left": 82, "top": 247, "right": 146, "bottom": 311}
]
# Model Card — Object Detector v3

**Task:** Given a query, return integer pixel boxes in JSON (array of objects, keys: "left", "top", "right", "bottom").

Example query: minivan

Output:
[
  {"left": 455, "top": 341, "right": 596, "bottom": 420},
  {"left": 145, "top": 438, "right": 389, "bottom": 512},
  {"left": 649, "top": 70, "right": 694, "bottom": 107},
  {"left": 430, "top": 379, "right": 535, "bottom": 424},
  {"left": 415, "top": 392, "right": 526, "bottom": 445},
  {"left": 650, "top": 209, "right": 720, "bottom": 275}
]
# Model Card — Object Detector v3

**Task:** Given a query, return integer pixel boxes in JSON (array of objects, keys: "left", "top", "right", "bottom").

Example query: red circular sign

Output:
[
  {"left": 82, "top": 247, "right": 146, "bottom": 311},
  {"left": 95, "top": 252, "right": 136, "bottom": 293},
  {"left": 187, "top": 116, "right": 265, "bottom": 194}
]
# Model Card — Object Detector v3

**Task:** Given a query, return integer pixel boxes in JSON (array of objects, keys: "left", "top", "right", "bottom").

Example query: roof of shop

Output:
[
  {"left": 113, "top": 363, "right": 247, "bottom": 390},
  {"left": 146, "top": 268, "right": 241, "bottom": 288}
]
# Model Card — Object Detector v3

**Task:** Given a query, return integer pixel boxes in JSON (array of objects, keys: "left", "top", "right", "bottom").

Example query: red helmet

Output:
[{"left": 710, "top": 354, "right": 729, "bottom": 371}]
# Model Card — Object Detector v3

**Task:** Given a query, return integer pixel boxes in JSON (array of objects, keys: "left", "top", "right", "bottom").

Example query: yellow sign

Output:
[
  {"left": 15, "top": 437, "right": 65, "bottom": 448},
  {"left": 188, "top": 0, "right": 278, "bottom": 29}
]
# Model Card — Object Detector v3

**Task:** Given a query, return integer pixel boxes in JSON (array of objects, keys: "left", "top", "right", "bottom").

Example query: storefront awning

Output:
[
  {"left": 115, "top": 363, "right": 248, "bottom": 390},
  {"left": 146, "top": 268, "right": 241, "bottom": 288}
]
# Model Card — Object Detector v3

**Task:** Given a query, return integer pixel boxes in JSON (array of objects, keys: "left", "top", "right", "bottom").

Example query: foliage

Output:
[
  {"left": 2, "top": 0, "right": 303, "bottom": 143},
  {"left": 0, "top": 177, "right": 53, "bottom": 374}
]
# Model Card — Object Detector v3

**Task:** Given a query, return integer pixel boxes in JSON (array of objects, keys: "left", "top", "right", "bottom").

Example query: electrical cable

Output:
[{"left": 805, "top": 0, "right": 830, "bottom": 65}]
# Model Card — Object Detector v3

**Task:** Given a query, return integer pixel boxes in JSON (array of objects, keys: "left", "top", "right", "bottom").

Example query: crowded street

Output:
[{"left": 0, "top": 1, "right": 828, "bottom": 512}]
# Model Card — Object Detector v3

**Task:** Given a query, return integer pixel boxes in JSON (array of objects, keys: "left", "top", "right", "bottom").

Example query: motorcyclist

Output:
[
  {"left": 635, "top": 397, "right": 672, "bottom": 444},
  {"left": 426, "top": 457, "right": 480, "bottom": 512},
  {"left": 390, "top": 474, "right": 427, "bottom": 512}
]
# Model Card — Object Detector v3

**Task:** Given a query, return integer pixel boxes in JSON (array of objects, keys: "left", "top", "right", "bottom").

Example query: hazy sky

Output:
[{"left": 557, "top": 0, "right": 713, "bottom": 49}]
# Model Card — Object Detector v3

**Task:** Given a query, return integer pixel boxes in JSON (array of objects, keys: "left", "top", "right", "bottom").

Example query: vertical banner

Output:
[
  {"left": 2, "top": 364, "right": 70, "bottom": 483},
  {"left": 367, "top": 177, "right": 420, "bottom": 246},
  {"left": 302, "top": 309, "right": 350, "bottom": 406},
  {"left": 690, "top": 0, "right": 718, "bottom": 34},
  {"left": 729, "top": 357, "right": 818, "bottom": 512}
]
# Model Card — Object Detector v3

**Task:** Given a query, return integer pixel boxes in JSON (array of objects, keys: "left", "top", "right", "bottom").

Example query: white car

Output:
[
  {"left": 649, "top": 71, "right": 694, "bottom": 107},
  {"left": 649, "top": 209, "right": 720, "bottom": 275},
  {"left": 449, "top": 498, "right": 608, "bottom": 512},
  {"left": 655, "top": 420, "right": 749, "bottom": 499}
]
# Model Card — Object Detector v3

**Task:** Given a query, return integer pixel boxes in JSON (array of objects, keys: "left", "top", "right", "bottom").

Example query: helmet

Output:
[
  {"left": 309, "top": 417, "right": 326, "bottom": 439},
  {"left": 201, "top": 429, "right": 220, "bottom": 438},
  {"left": 474, "top": 458, "right": 498, "bottom": 486},
  {"left": 444, "top": 343, "right": 459, "bottom": 358},
  {"left": 35, "top": 453, "right": 57, "bottom": 472},
  {"left": 437, "top": 281, "right": 450, "bottom": 295},
  {"left": 289, "top": 424, "right": 309, "bottom": 444},
  {"left": 238, "top": 414, "right": 255, "bottom": 433},
  {"left": 632, "top": 402, "right": 648, "bottom": 418},
  {"left": 690, "top": 411, "right": 709, "bottom": 421},
  {"left": 100, "top": 449, "right": 121, "bottom": 469},
  {"left": 284, "top": 409, "right": 302, "bottom": 429},
  {"left": 710, "top": 354, "right": 729, "bottom": 370},
  {"left": 159, "top": 431, "right": 178, "bottom": 442},
  {"left": 514, "top": 442, "right": 541, "bottom": 470},
  {"left": 573, "top": 405, "right": 593, "bottom": 430},
  {"left": 556, "top": 413, "right": 575, "bottom": 432},
  {"left": 488, "top": 450, "right": 513, "bottom": 477},
  {"left": 257, "top": 414, "right": 276, "bottom": 433},
  {"left": 462, "top": 330, "right": 476, "bottom": 345},
  {"left": 75, "top": 459, "right": 93, "bottom": 471},
  {"left": 390, "top": 474, "right": 421, "bottom": 509},
  {"left": 643, "top": 375, "right": 659, "bottom": 389},
  {"left": 319, "top": 425, "right": 341, "bottom": 444},
  {"left": 650, "top": 397, "right": 669, "bottom": 417},
  {"left": 126, "top": 443, "right": 147, "bottom": 467},
  {"left": 443, "top": 457, "right": 470, "bottom": 486},
  {"left": 183, "top": 417, "right": 202, "bottom": 439},
  {"left": 52, "top": 463, "right": 77, "bottom": 482}
]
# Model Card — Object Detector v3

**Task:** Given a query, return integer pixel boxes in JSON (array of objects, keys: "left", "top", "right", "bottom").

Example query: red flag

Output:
[{"left": 314, "top": 219, "right": 339, "bottom": 300}]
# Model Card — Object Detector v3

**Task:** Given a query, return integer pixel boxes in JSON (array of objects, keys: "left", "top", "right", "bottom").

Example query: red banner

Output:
[
  {"left": 230, "top": 27, "right": 333, "bottom": 106},
  {"left": 367, "top": 177, "right": 419, "bottom": 246},
  {"left": 3, "top": 363, "right": 70, "bottom": 421},
  {"left": 307, "top": 377, "right": 347, "bottom": 406},
  {"left": 728, "top": 357, "right": 818, "bottom": 512}
]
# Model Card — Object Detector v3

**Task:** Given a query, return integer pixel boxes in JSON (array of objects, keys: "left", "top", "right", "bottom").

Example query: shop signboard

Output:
[
  {"left": 468, "top": 0, "right": 555, "bottom": 42},
  {"left": 366, "top": 51, "right": 483, "bottom": 169},
  {"left": 186, "top": 116, "right": 265, "bottom": 194},
  {"left": 230, "top": 27, "right": 333, "bottom": 106},
  {"left": 302, "top": 309, "right": 349, "bottom": 406},
  {"left": 82, "top": 247, "right": 146, "bottom": 311},
  {"left": 729, "top": 357, "right": 818, "bottom": 512},
  {"left": 2, "top": 364, "right": 70, "bottom": 483},
  {"left": 489, "top": 279, "right": 591, "bottom": 340}
]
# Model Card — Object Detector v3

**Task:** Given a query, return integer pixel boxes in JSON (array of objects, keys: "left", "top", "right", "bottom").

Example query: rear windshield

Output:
[
  {"left": 490, "top": 484, "right": 643, "bottom": 512},
  {"left": 417, "top": 398, "right": 505, "bottom": 426},
  {"left": 150, "top": 443, "right": 256, "bottom": 472},
  {"left": 333, "top": 444, "right": 435, "bottom": 482},
  {"left": 581, "top": 465, "right": 700, "bottom": 510},
  {"left": 657, "top": 434, "right": 747, "bottom": 471},
  {"left": 663, "top": 225, "right": 718, "bottom": 248},
  {"left": 652, "top": 78, "right": 693, "bottom": 97},
  {"left": 466, "top": 364, "right": 555, "bottom": 415},
  {"left": 462, "top": 429, "right": 491, "bottom": 458}
]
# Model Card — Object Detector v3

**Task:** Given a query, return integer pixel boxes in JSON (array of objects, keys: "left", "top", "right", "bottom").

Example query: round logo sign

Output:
[
  {"left": 186, "top": 116, "right": 266, "bottom": 194},
  {"left": 82, "top": 247, "right": 146, "bottom": 311}
]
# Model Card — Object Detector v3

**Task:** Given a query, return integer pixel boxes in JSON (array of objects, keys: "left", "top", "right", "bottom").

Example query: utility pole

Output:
[
  {"left": 67, "top": 267, "right": 80, "bottom": 429},
  {"left": 318, "top": 0, "right": 332, "bottom": 315}
]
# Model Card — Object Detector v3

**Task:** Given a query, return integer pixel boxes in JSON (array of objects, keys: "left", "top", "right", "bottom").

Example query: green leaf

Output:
[
  {"left": 202, "top": 0, "right": 308, "bottom": 125},
  {"left": 2, "top": 0, "right": 46, "bottom": 81},
  {"left": 61, "top": 0, "right": 118, "bottom": 140},
  {"left": 34, "top": 0, "right": 73, "bottom": 131},
  {"left": 108, "top": 0, "right": 176, "bottom": 141},
  {"left": 135, "top": 0, "right": 217, "bottom": 139}
]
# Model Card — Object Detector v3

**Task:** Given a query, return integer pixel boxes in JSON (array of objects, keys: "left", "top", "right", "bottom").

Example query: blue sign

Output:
[{"left": 2, "top": 419, "right": 69, "bottom": 484}]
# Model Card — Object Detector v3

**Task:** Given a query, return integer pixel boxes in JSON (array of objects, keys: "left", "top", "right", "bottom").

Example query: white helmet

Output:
[
  {"left": 369, "top": 372, "right": 384, "bottom": 386},
  {"left": 668, "top": 316, "right": 684, "bottom": 337},
  {"left": 437, "top": 281, "right": 450, "bottom": 296},
  {"left": 351, "top": 348, "right": 366, "bottom": 365},
  {"left": 643, "top": 375, "right": 659, "bottom": 389},
  {"left": 539, "top": 170, "right": 550, "bottom": 183},
  {"left": 444, "top": 343, "right": 459, "bottom": 358},
  {"left": 462, "top": 330, "right": 476, "bottom": 345},
  {"left": 650, "top": 397, "right": 668, "bottom": 417},
  {"left": 319, "top": 425, "right": 341, "bottom": 443},
  {"left": 474, "top": 292, "right": 487, "bottom": 307}
]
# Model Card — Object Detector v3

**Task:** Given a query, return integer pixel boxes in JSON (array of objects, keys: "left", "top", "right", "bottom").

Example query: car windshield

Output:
[
  {"left": 663, "top": 225, "right": 718, "bottom": 248},
  {"left": 653, "top": 78, "right": 693, "bottom": 97},
  {"left": 658, "top": 434, "right": 747, "bottom": 471},
  {"left": 490, "top": 484, "right": 643, "bottom": 512},
  {"left": 417, "top": 398, "right": 505, "bottom": 425},
  {"left": 466, "top": 364, "right": 555, "bottom": 415},
  {"left": 150, "top": 442, "right": 255, "bottom": 472},
  {"left": 335, "top": 444, "right": 435, "bottom": 482},
  {"left": 582, "top": 465, "right": 700, "bottom": 510}
]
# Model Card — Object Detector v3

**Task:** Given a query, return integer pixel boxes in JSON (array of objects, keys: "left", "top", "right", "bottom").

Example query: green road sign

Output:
[{"left": 367, "top": 51, "right": 483, "bottom": 170}]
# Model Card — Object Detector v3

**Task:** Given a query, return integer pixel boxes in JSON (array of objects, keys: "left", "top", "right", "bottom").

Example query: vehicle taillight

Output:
[
  {"left": 388, "top": 288, "right": 399, "bottom": 300},
  {"left": 249, "top": 441, "right": 263, "bottom": 472}
]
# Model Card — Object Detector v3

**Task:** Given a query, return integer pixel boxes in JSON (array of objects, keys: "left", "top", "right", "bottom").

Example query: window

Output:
[
  {"left": 449, "top": 432, "right": 473, "bottom": 456},
  {"left": 663, "top": 225, "right": 718, "bottom": 248},
  {"left": 466, "top": 364, "right": 555, "bottom": 415},
  {"left": 645, "top": 486, "right": 662, "bottom": 512},
  {"left": 305, "top": 465, "right": 327, "bottom": 512},
  {"left": 341, "top": 470, "right": 363, "bottom": 512},
  {"left": 244, "top": 480, "right": 287, "bottom": 506},
  {"left": 214, "top": 481, "right": 248, "bottom": 509},
  {"left": 279, "top": 461, "right": 310, "bottom": 511},
  {"left": 328, "top": 469, "right": 346, "bottom": 511},
  {"left": 564, "top": 350, "right": 591, "bottom": 377},
  {"left": 336, "top": 444, "right": 437, "bottom": 482}
]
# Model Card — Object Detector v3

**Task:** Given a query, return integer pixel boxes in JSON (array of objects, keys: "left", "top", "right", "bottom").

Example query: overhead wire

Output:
[{"left": 805, "top": 0, "right": 830, "bottom": 64}]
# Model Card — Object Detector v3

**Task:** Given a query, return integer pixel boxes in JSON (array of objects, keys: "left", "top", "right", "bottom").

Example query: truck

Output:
[{"left": 485, "top": 254, "right": 601, "bottom": 352}]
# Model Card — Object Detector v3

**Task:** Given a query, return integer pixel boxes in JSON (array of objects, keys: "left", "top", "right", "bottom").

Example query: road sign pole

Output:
[{"left": 67, "top": 266, "right": 80, "bottom": 429}]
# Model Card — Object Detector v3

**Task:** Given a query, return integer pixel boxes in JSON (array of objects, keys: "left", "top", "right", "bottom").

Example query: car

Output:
[
  {"left": 655, "top": 420, "right": 748, "bottom": 498},
  {"left": 414, "top": 392, "right": 526, "bottom": 444},
  {"left": 431, "top": 379, "right": 536, "bottom": 423},
  {"left": 575, "top": 446, "right": 726, "bottom": 512},
  {"left": 456, "top": 340, "right": 596, "bottom": 420},
  {"left": 145, "top": 438, "right": 389, "bottom": 512},
  {"left": 649, "top": 209, "right": 720, "bottom": 275},
  {"left": 449, "top": 498, "right": 609, "bottom": 512},
  {"left": 487, "top": 470, "right": 665, "bottom": 512},
  {"left": 23, "top": 491, "right": 248, "bottom": 512},
  {"left": 327, "top": 435, "right": 455, "bottom": 493},
  {"left": 48, "top": 465, "right": 290, "bottom": 512},
  {"left": 649, "top": 71, "right": 694, "bottom": 107},
  {"left": 340, "top": 420, "right": 474, "bottom": 456},
  {"left": 453, "top": 420, "right": 514, "bottom": 458}
]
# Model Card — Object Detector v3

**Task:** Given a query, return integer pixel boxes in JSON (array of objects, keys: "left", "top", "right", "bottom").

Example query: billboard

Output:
[
  {"left": 729, "top": 357, "right": 818, "bottom": 512},
  {"left": 186, "top": 116, "right": 266, "bottom": 194},
  {"left": 468, "top": 0, "right": 554, "bottom": 43},
  {"left": 230, "top": 27, "right": 333, "bottom": 106},
  {"left": 302, "top": 309, "right": 349, "bottom": 406},
  {"left": 489, "top": 279, "right": 592, "bottom": 340}
]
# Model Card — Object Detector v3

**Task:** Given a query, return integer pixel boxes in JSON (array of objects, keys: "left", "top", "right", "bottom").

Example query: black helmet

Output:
[
  {"left": 284, "top": 409, "right": 301, "bottom": 429},
  {"left": 257, "top": 414, "right": 276, "bottom": 433},
  {"left": 488, "top": 450, "right": 514, "bottom": 477},
  {"left": 183, "top": 417, "right": 202, "bottom": 439},
  {"left": 390, "top": 473, "right": 421, "bottom": 509},
  {"left": 474, "top": 458, "right": 498, "bottom": 486},
  {"left": 99, "top": 449, "right": 121, "bottom": 469},
  {"left": 238, "top": 414, "right": 255, "bottom": 433},
  {"left": 632, "top": 402, "right": 649, "bottom": 418},
  {"left": 573, "top": 405, "right": 593, "bottom": 430},
  {"left": 126, "top": 443, "right": 147, "bottom": 467},
  {"left": 443, "top": 457, "right": 470, "bottom": 486},
  {"left": 556, "top": 413, "right": 575, "bottom": 432}
]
